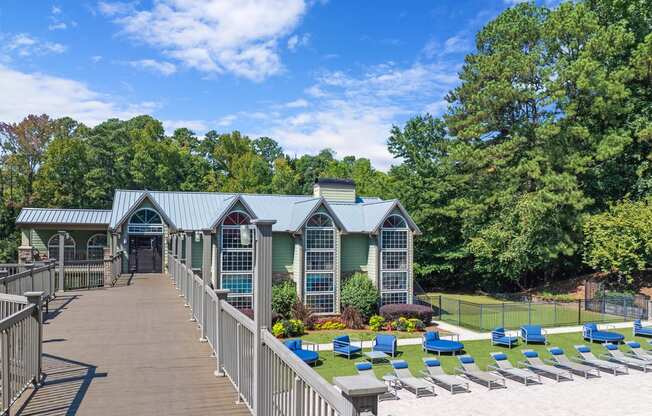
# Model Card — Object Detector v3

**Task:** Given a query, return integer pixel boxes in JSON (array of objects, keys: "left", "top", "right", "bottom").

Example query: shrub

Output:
[
  {"left": 272, "top": 280, "right": 298, "bottom": 318},
  {"left": 537, "top": 291, "right": 575, "bottom": 303},
  {"left": 272, "top": 318, "right": 305, "bottom": 338},
  {"left": 388, "top": 317, "right": 425, "bottom": 332},
  {"left": 340, "top": 273, "right": 379, "bottom": 319},
  {"left": 380, "top": 304, "right": 433, "bottom": 324},
  {"left": 368, "top": 315, "right": 386, "bottom": 331},
  {"left": 341, "top": 307, "right": 365, "bottom": 329},
  {"left": 314, "top": 317, "right": 346, "bottom": 330},
  {"left": 291, "top": 300, "right": 316, "bottom": 330}
]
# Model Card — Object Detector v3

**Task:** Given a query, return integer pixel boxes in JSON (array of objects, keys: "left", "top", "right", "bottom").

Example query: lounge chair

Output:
[
  {"left": 633, "top": 320, "right": 652, "bottom": 337},
  {"left": 582, "top": 323, "right": 624, "bottom": 344},
  {"left": 573, "top": 345, "right": 628, "bottom": 375},
  {"left": 420, "top": 358, "right": 470, "bottom": 394},
  {"left": 519, "top": 350, "right": 572, "bottom": 382},
  {"left": 601, "top": 343, "right": 652, "bottom": 372},
  {"left": 422, "top": 331, "right": 464, "bottom": 356},
  {"left": 355, "top": 361, "right": 398, "bottom": 401},
  {"left": 547, "top": 347, "right": 601, "bottom": 379},
  {"left": 625, "top": 341, "right": 652, "bottom": 360},
  {"left": 488, "top": 352, "right": 540, "bottom": 385},
  {"left": 390, "top": 360, "right": 436, "bottom": 398},
  {"left": 372, "top": 334, "right": 398, "bottom": 357},
  {"left": 520, "top": 325, "right": 548, "bottom": 345},
  {"left": 284, "top": 339, "right": 319, "bottom": 366},
  {"left": 491, "top": 327, "right": 518, "bottom": 348},
  {"left": 455, "top": 355, "right": 506, "bottom": 389},
  {"left": 332, "top": 335, "right": 362, "bottom": 359}
]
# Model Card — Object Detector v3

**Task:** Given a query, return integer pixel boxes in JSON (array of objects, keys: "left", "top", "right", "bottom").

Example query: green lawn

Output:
[
  {"left": 313, "top": 328, "right": 650, "bottom": 383},
  {"left": 300, "top": 327, "right": 447, "bottom": 344},
  {"left": 425, "top": 292, "right": 506, "bottom": 304}
]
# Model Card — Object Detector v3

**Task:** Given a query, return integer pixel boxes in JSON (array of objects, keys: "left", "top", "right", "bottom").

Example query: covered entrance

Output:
[{"left": 127, "top": 208, "right": 164, "bottom": 273}]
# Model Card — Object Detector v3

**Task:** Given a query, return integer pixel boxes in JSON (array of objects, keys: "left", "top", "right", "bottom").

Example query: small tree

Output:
[
  {"left": 340, "top": 273, "right": 379, "bottom": 319},
  {"left": 271, "top": 280, "right": 297, "bottom": 318}
]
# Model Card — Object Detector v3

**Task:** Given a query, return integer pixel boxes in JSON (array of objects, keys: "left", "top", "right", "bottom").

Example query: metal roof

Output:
[{"left": 16, "top": 208, "right": 112, "bottom": 225}]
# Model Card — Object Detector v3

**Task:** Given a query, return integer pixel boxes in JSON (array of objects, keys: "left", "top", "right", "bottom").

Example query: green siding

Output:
[
  {"left": 341, "top": 234, "right": 369, "bottom": 272},
  {"left": 29, "top": 228, "right": 108, "bottom": 257},
  {"left": 273, "top": 233, "right": 294, "bottom": 273}
]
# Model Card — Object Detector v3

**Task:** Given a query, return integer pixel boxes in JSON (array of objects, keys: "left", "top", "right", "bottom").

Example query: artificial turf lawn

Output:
[{"left": 312, "top": 328, "right": 651, "bottom": 383}]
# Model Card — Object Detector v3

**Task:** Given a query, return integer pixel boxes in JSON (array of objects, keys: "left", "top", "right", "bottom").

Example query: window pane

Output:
[
  {"left": 221, "top": 252, "right": 253, "bottom": 272},
  {"left": 88, "top": 247, "right": 105, "bottom": 260},
  {"left": 381, "top": 230, "right": 407, "bottom": 249},
  {"left": 222, "top": 228, "right": 252, "bottom": 249},
  {"left": 382, "top": 252, "right": 407, "bottom": 270},
  {"left": 306, "top": 273, "right": 334, "bottom": 293},
  {"left": 222, "top": 274, "right": 253, "bottom": 294},
  {"left": 227, "top": 295, "right": 253, "bottom": 309},
  {"left": 305, "top": 229, "right": 334, "bottom": 250},
  {"left": 381, "top": 292, "right": 407, "bottom": 306},
  {"left": 381, "top": 271, "right": 407, "bottom": 291},
  {"left": 306, "top": 252, "right": 334, "bottom": 271},
  {"left": 305, "top": 294, "right": 334, "bottom": 314}
]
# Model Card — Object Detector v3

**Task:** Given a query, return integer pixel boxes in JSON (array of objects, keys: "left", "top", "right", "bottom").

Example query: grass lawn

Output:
[
  {"left": 312, "top": 328, "right": 651, "bottom": 383},
  {"left": 425, "top": 292, "right": 505, "bottom": 304},
  {"left": 299, "top": 326, "right": 448, "bottom": 344}
]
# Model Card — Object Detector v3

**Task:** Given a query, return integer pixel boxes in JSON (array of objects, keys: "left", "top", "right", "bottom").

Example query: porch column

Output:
[
  {"left": 200, "top": 229, "right": 212, "bottom": 342},
  {"left": 111, "top": 232, "right": 119, "bottom": 256},
  {"left": 170, "top": 233, "right": 177, "bottom": 281},
  {"left": 252, "top": 219, "right": 275, "bottom": 415},
  {"left": 334, "top": 376, "right": 387, "bottom": 416},
  {"left": 213, "top": 289, "right": 229, "bottom": 377},
  {"left": 177, "top": 233, "right": 184, "bottom": 293},
  {"left": 57, "top": 230, "right": 66, "bottom": 293}
]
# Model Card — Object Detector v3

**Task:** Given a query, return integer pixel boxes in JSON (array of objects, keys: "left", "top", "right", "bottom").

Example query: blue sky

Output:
[{"left": 0, "top": 0, "right": 541, "bottom": 169}]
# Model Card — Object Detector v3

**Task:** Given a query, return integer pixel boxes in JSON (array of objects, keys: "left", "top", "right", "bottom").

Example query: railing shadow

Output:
[
  {"left": 44, "top": 295, "right": 79, "bottom": 322},
  {"left": 15, "top": 353, "right": 107, "bottom": 416}
]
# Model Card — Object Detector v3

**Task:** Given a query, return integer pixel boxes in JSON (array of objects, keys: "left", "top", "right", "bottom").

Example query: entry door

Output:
[{"left": 128, "top": 236, "right": 162, "bottom": 273}]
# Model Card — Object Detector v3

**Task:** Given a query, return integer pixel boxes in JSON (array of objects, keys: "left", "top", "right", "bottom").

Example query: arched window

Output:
[
  {"left": 48, "top": 234, "right": 76, "bottom": 261},
  {"left": 380, "top": 214, "right": 409, "bottom": 305},
  {"left": 304, "top": 212, "right": 336, "bottom": 313},
  {"left": 128, "top": 208, "right": 164, "bottom": 234},
  {"left": 87, "top": 233, "right": 108, "bottom": 260},
  {"left": 220, "top": 211, "right": 253, "bottom": 309}
]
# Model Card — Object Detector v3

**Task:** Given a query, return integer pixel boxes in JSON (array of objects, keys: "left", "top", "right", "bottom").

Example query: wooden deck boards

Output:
[{"left": 15, "top": 274, "right": 250, "bottom": 416}]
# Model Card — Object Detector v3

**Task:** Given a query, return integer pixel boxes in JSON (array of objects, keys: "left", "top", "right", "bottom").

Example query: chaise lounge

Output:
[
  {"left": 455, "top": 355, "right": 506, "bottom": 390},
  {"left": 625, "top": 341, "right": 652, "bottom": 360},
  {"left": 547, "top": 347, "right": 601, "bottom": 379},
  {"left": 422, "top": 331, "right": 464, "bottom": 356},
  {"left": 582, "top": 323, "right": 624, "bottom": 344},
  {"left": 519, "top": 350, "right": 572, "bottom": 382},
  {"left": 633, "top": 320, "right": 652, "bottom": 337},
  {"left": 520, "top": 325, "right": 548, "bottom": 345},
  {"left": 284, "top": 339, "right": 319, "bottom": 366},
  {"left": 491, "top": 327, "right": 518, "bottom": 348},
  {"left": 601, "top": 343, "right": 652, "bottom": 372},
  {"left": 420, "top": 358, "right": 470, "bottom": 394},
  {"left": 390, "top": 360, "right": 436, "bottom": 398},
  {"left": 574, "top": 345, "right": 628, "bottom": 375},
  {"left": 489, "top": 352, "right": 540, "bottom": 385}
]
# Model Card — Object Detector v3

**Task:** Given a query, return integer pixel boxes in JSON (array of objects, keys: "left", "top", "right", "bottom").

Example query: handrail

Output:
[
  {"left": 0, "top": 305, "right": 36, "bottom": 332},
  {"left": 221, "top": 299, "right": 256, "bottom": 333}
]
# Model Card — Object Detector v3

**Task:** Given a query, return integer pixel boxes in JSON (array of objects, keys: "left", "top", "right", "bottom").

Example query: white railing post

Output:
[
  {"left": 57, "top": 230, "right": 66, "bottom": 293},
  {"left": 334, "top": 376, "right": 387, "bottom": 416},
  {"left": 25, "top": 291, "right": 44, "bottom": 385},
  {"left": 1, "top": 329, "right": 9, "bottom": 411},
  {"left": 252, "top": 219, "right": 275, "bottom": 416},
  {"left": 170, "top": 234, "right": 177, "bottom": 281},
  {"left": 200, "top": 230, "right": 212, "bottom": 342},
  {"left": 213, "top": 290, "right": 229, "bottom": 377},
  {"left": 186, "top": 232, "right": 194, "bottom": 312}
]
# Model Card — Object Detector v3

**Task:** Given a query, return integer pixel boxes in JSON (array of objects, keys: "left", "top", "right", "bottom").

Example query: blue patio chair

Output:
[
  {"left": 422, "top": 331, "right": 464, "bottom": 356},
  {"left": 332, "top": 335, "right": 362, "bottom": 359},
  {"left": 520, "top": 325, "right": 548, "bottom": 345},
  {"left": 284, "top": 339, "right": 319, "bottom": 366},
  {"left": 582, "top": 323, "right": 624, "bottom": 344},
  {"left": 491, "top": 327, "right": 518, "bottom": 348},
  {"left": 633, "top": 320, "right": 652, "bottom": 337},
  {"left": 372, "top": 334, "right": 397, "bottom": 357}
]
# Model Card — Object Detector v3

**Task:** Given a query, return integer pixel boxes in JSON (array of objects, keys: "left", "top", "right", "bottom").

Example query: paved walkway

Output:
[{"left": 15, "top": 274, "right": 250, "bottom": 416}]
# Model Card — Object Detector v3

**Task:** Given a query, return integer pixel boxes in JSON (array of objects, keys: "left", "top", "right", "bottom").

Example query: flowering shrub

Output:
[
  {"left": 272, "top": 319, "right": 305, "bottom": 338},
  {"left": 379, "top": 304, "right": 433, "bottom": 324},
  {"left": 313, "top": 317, "right": 346, "bottom": 330},
  {"left": 368, "top": 315, "right": 386, "bottom": 331},
  {"left": 388, "top": 317, "right": 425, "bottom": 332}
]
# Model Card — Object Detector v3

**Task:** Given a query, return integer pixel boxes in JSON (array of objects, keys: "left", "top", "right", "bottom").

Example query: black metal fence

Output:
[{"left": 416, "top": 294, "right": 649, "bottom": 332}]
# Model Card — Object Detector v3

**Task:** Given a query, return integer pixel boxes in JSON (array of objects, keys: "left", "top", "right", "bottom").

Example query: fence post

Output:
[
  {"left": 457, "top": 299, "right": 461, "bottom": 327},
  {"left": 25, "top": 291, "right": 44, "bottom": 385},
  {"left": 648, "top": 301, "right": 652, "bottom": 321},
  {"left": 1, "top": 329, "right": 9, "bottom": 411},
  {"left": 438, "top": 296, "right": 442, "bottom": 320},
  {"left": 623, "top": 296, "right": 627, "bottom": 321},
  {"left": 185, "top": 232, "right": 194, "bottom": 312},
  {"left": 502, "top": 302, "right": 505, "bottom": 328},
  {"left": 294, "top": 377, "right": 304, "bottom": 416},
  {"left": 334, "top": 375, "right": 388, "bottom": 416},
  {"left": 214, "top": 289, "right": 230, "bottom": 377},
  {"left": 479, "top": 304, "right": 483, "bottom": 331},
  {"left": 577, "top": 300, "right": 581, "bottom": 325},
  {"left": 57, "top": 230, "right": 66, "bottom": 293},
  {"left": 528, "top": 301, "right": 532, "bottom": 326}
]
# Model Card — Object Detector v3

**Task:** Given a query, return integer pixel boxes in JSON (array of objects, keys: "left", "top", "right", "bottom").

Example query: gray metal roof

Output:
[{"left": 16, "top": 208, "right": 112, "bottom": 225}]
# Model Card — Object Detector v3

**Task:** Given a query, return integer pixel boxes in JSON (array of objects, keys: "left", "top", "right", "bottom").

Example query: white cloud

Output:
[
  {"left": 52, "top": 5, "right": 62, "bottom": 15},
  {"left": 163, "top": 119, "right": 209, "bottom": 133},
  {"left": 91, "top": 55, "right": 103, "bottom": 63},
  {"left": 2, "top": 33, "right": 67, "bottom": 57},
  {"left": 101, "top": 0, "right": 308, "bottom": 81},
  {"left": 217, "top": 114, "right": 237, "bottom": 127},
  {"left": 98, "top": 1, "right": 137, "bottom": 16},
  {"left": 0, "top": 65, "right": 157, "bottom": 126},
  {"left": 287, "top": 33, "right": 310, "bottom": 51},
  {"left": 48, "top": 22, "right": 68, "bottom": 31},
  {"left": 442, "top": 34, "right": 472, "bottom": 54},
  {"left": 284, "top": 98, "right": 309, "bottom": 108},
  {"left": 128, "top": 59, "right": 177, "bottom": 76}
]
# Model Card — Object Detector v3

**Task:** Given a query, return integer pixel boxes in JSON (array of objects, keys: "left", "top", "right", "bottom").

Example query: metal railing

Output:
[
  {"left": 168, "top": 255, "right": 353, "bottom": 416},
  {"left": 0, "top": 262, "right": 57, "bottom": 300},
  {"left": 0, "top": 292, "right": 44, "bottom": 414},
  {"left": 56, "top": 260, "right": 104, "bottom": 290}
]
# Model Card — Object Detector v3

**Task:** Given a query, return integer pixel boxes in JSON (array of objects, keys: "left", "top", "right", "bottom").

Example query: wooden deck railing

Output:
[
  {"left": 0, "top": 292, "right": 44, "bottom": 414},
  {"left": 0, "top": 262, "right": 57, "bottom": 300},
  {"left": 168, "top": 255, "right": 357, "bottom": 416}
]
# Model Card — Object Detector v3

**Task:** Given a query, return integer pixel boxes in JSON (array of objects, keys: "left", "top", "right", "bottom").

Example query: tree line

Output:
[{"left": 2, "top": 0, "right": 651, "bottom": 292}]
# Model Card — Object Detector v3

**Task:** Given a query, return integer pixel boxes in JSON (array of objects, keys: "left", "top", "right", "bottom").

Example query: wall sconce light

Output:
[
  {"left": 240, "top": 224, "right": 252, "bottom": 246},
  {"left": 194, "top": 231, "right": 201, "bottom": 242}
]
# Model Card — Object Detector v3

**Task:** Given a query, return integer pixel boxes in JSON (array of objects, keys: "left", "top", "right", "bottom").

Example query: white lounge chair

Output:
[
  {"left": 547, "top": 347, "right": 601, "bottom": 379},
  {"left": 574, "top": 345, "right": 628, "bottom": 375},
  {"left": 420, "top": 358, "right": 470, "bottom": 394},
  {"left": 601, "top": 344, "right": 652, "bottom": 372},
  {"left": 455, "top": 355, "right": 506, "bottom": 390},
  {"left": 489, "top": 352, "right": 540, "bottom": 385},
  {"left": 390, "top": 360, "right": 436, "bottom": 398},
  {"left": 519, "top": 350, "right": 572, "bottom": 382}
]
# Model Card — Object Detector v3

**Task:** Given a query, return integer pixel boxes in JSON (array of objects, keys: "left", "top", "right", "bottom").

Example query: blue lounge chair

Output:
[
  {"left": 372, "top": 334, "right": 397, "bottom": 357},
  {"left": 633, "top": 320, "right": 652, "bottom": 337},
  {"left": 520, "top": 325, "right": 548, "bottom": 345},
  {"left": 332, "top": 335, "right": 362, "bottom": 359},
  {"left": 491, "top": 327, "right": 518, "bottom": 348},
  {"left": 284, "top": 339, "right": 319, "bottom": 366},
  {"left": 582, "top": 323, "right": 624, "bottom": 344},
  {"left": 422, "top": 331, "right": 464, "bottom": 356}
]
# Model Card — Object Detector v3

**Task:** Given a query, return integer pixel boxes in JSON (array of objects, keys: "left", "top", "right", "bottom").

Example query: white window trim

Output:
[
  {"left": 304, "top": 213, "right": 336, "bottom": 314},
  {"left": 87, "top": 233, "right": 107, "bottom": 260},
  {"left": 128, "top": 208, "right": 164, "bottom": 235},
  {"left": 220, "top": 210, "right": 254, "bottom": 308},
  {"left": 48, "top": 234, "right": 76, "bottom": 260},
  {"left": 380, "top": 215, "right": 409, "bottom": 305}
]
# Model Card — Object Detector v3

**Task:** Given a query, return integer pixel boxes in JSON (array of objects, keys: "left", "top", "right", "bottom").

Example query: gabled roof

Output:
[
  {"left": 16, "top": 208, "right": 111, "bottom": 226},
  {"left": 289, "top": 197, "right": 347, "bottom": 233}
]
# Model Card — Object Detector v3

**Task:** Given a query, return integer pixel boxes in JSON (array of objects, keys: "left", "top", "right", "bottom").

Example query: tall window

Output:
[
  {"left": 221, "top": 211, "right": 253, "bottom": 309},
  {"left": 304, "top": 213, "right": 336, "bottom": 313},
  {"left": 380, "top": 214, "right": 409, "bottom": 305},
  {"left": 128, "top": 208, "right": 164, "bottom": 234},
  {"left": 48, "top": 234, "right": 76, "bottom": 261},
  {"left": 87, "top": 234, "right": 108, "bottom": 260}
]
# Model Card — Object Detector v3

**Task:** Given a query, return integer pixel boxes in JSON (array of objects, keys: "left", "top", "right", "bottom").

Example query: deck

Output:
[{"left": 14, "top": 274, "right": 250, "bottom": 416}]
